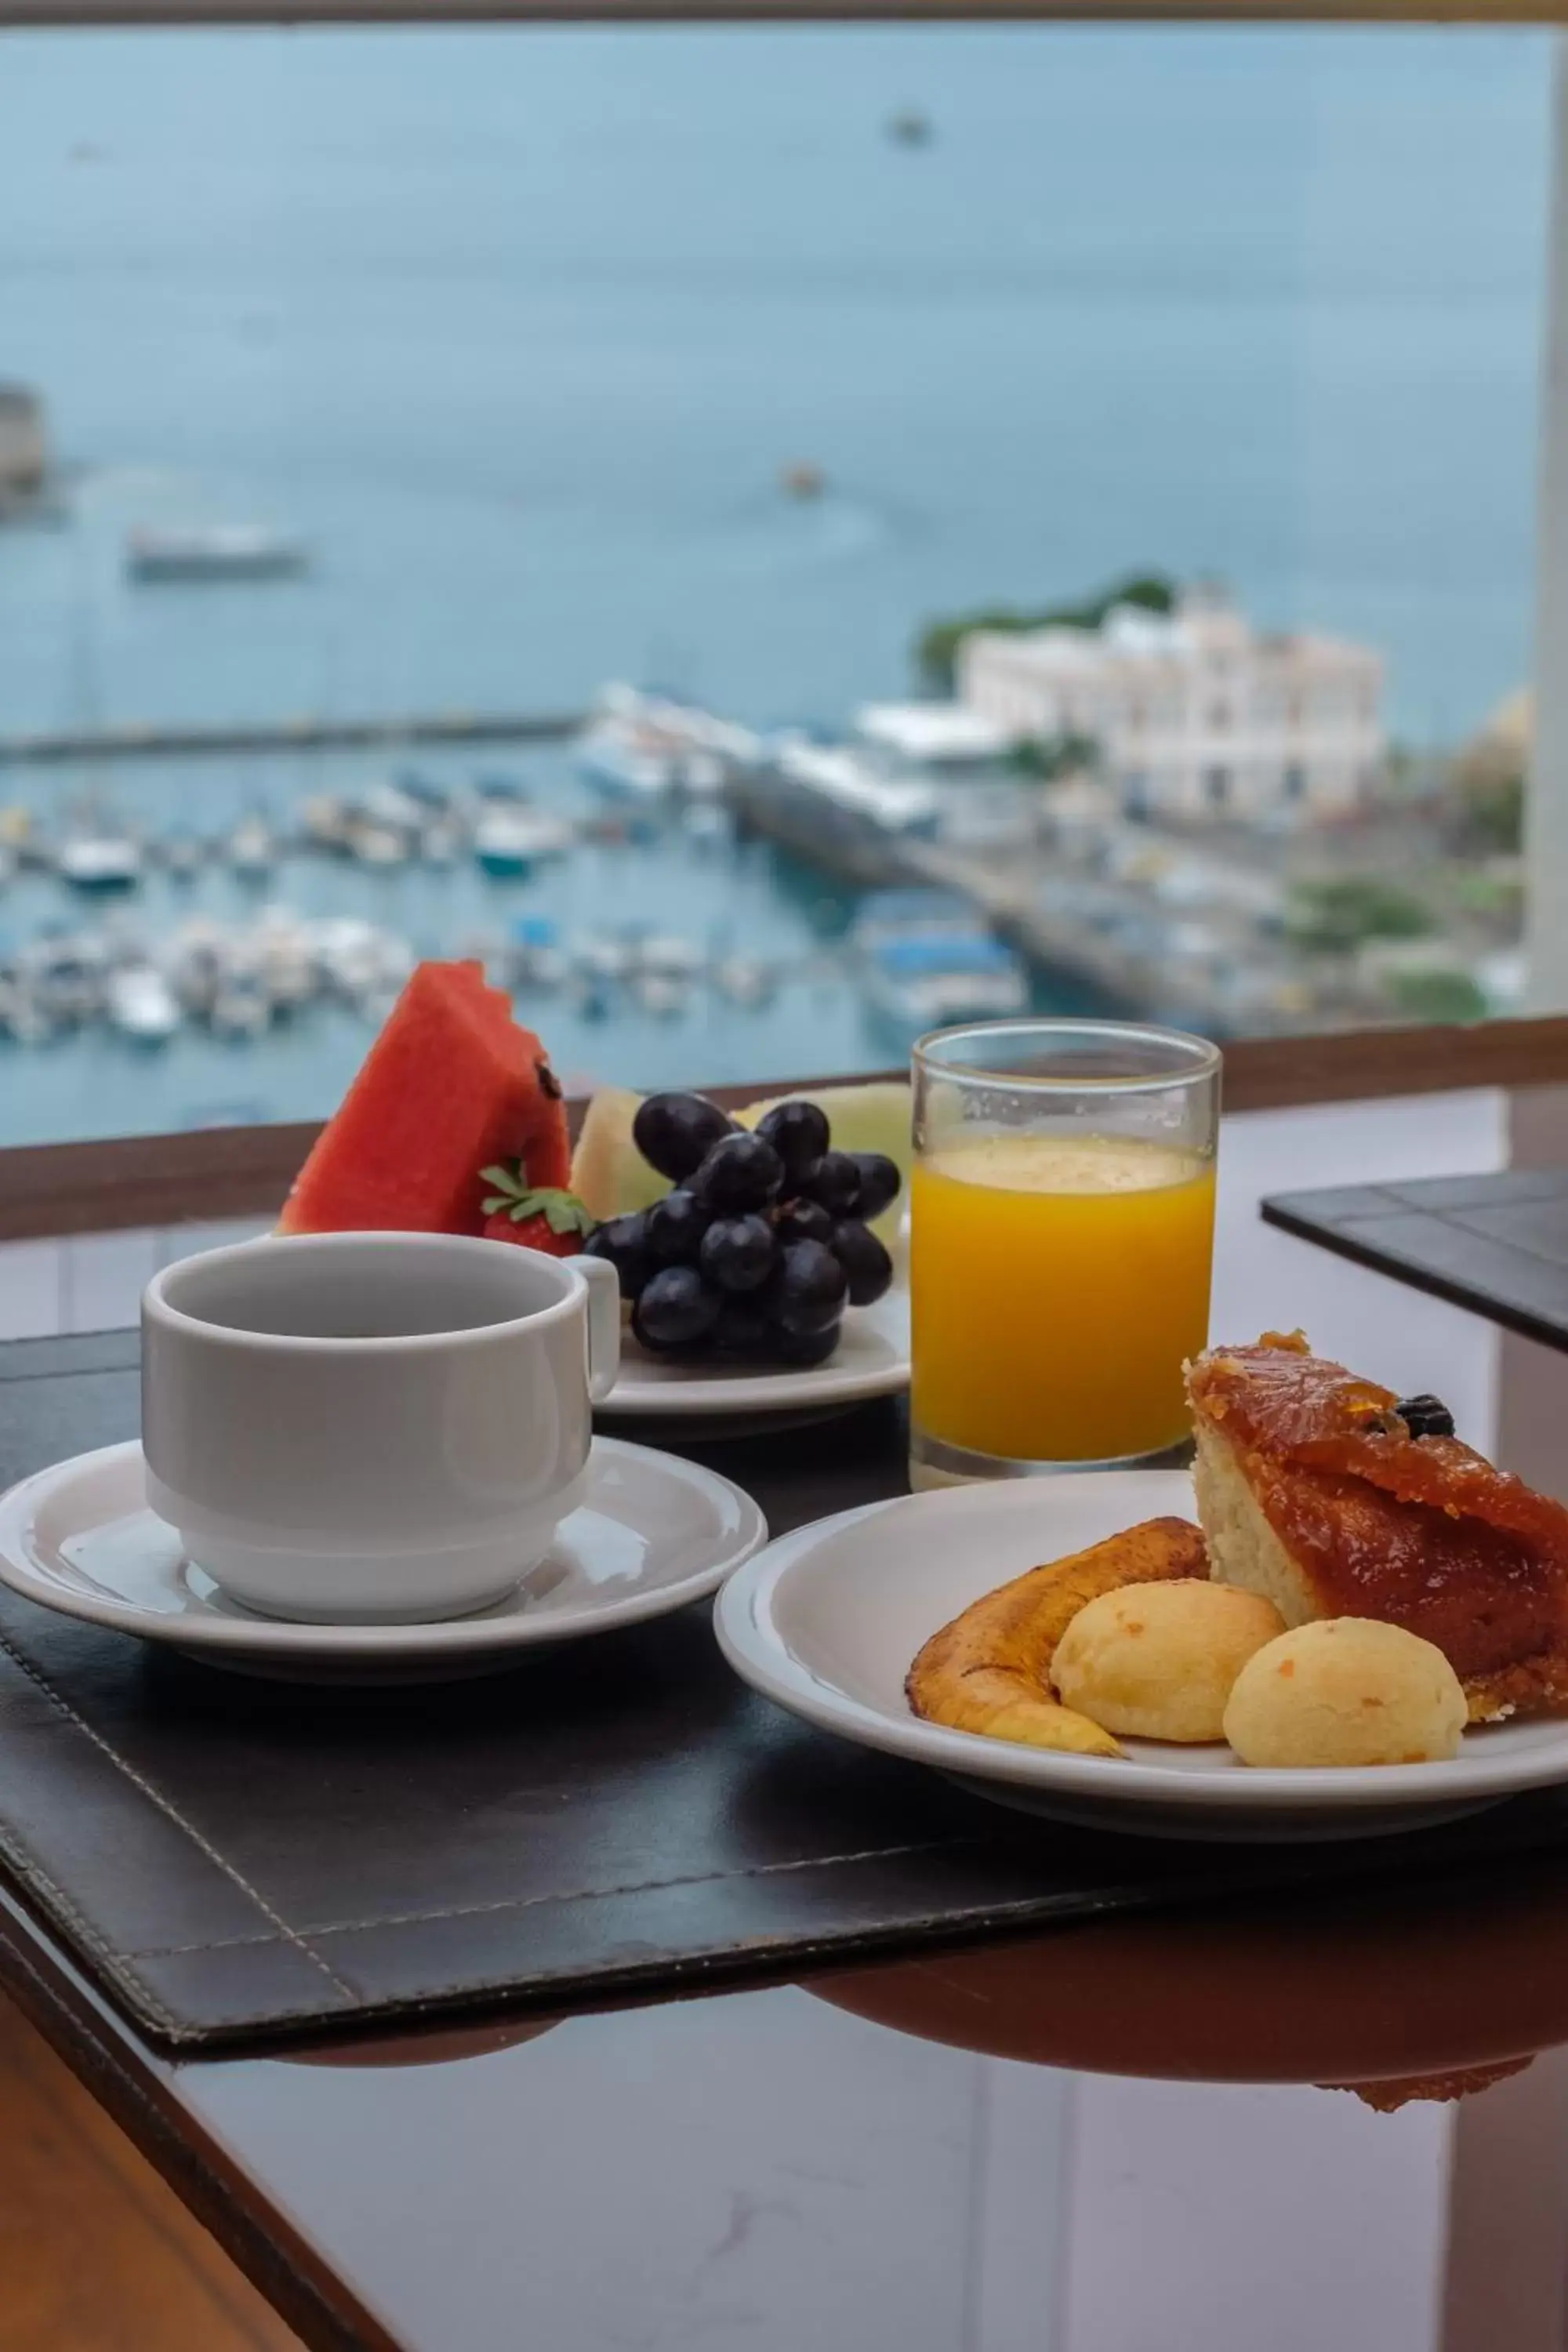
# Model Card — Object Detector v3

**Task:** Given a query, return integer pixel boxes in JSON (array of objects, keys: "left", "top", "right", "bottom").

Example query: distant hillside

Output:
[{"left": 916, "top": 574, "right": 1176, "bottom": 694}]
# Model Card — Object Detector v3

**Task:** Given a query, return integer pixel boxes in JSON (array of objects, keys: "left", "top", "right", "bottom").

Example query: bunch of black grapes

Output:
[{"left": 586, "top": 1093, "right": 900, "bottom": 1365}]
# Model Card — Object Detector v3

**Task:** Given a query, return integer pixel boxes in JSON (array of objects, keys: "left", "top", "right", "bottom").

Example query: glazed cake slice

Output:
[{"left": 1187, "top": 1332, "right": 1568, "bottom": 1722}]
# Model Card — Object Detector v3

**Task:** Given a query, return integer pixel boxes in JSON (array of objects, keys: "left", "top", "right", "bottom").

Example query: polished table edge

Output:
[
  {"left": 0, "top": 1019, "right": 1564, "bottom": 1242},
  {"left": 0, "top": 1876, "right": 402, "bottom": 2352}
]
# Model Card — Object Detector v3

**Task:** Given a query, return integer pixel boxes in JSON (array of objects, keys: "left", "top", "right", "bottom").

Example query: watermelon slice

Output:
[{"left": 279, "top": 960, "right": 571, "bottom": 1236}]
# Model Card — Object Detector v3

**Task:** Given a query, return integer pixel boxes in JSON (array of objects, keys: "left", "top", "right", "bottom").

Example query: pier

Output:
[
  {"left": 0, "top": 711, "right": 586, "bottom": 768},
  {"left": 723, "top": 771, "right": 1363, "bottom": 1037}
]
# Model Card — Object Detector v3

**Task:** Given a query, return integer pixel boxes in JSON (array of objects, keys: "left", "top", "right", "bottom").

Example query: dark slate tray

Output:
[
  {"left": 1261, "top": 1167, "right": 1568, "bottom": 1352},
  {"left": 5, "top": 1328, "right": 1568, "bottom": 2054}
]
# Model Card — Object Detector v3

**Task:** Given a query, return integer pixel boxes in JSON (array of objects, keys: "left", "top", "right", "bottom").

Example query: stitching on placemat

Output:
[
  {"left": 128, "top": 1835, "right": 980, "bottom": 1957},
  {"left": 0, "top": 1626, "right": 358, "bottom": 2003},
  {"left": 0, "top": 1813, "right": 184, "bottom": 2035}
]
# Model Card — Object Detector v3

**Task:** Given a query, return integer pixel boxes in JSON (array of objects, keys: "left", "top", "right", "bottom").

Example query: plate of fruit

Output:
[
  {"left": 278, "top": 960, "right": 911, "bottom": 1422},
  {"left": 571, "top": 1085, "right": 910, "bottom": 1418}
]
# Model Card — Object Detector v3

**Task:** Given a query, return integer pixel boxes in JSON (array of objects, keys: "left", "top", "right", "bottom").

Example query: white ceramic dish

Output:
[
  {"left": 599, "top": 1280, "right": 909, "bottom": 1421},
  {"left": 0, "top": 1438, "right": 766, "bottom": 1682},
  {"left": 714, "top": 1469, "right": 1568, "bottom": 1843}
]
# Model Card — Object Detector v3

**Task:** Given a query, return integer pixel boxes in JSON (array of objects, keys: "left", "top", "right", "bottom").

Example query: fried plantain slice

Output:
[{"left": 906, "top": 1516, "right": 1210, "bottom": 1758}]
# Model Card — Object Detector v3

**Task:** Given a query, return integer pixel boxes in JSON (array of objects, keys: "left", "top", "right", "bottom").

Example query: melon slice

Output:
[
  {"left": 280, "top": 960, "right": 570, "bottom": 1236},
  {"left": 739, "top": 1080, "right": 912, "bottom": 1244},
  {"left": 569, "top": 1087, "right": 673, "bottom": 1222}
]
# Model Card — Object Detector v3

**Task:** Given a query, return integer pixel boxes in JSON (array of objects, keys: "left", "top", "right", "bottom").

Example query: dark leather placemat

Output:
[
  {"left": 1261, "top": 1168, "right": 1568, "bottom": 1352},
  {"left": 5, "top": 1328, "right": 1568, "bottom": 2055}
]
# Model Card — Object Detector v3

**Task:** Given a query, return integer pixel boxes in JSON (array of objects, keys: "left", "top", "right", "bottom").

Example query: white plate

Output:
[
  {"left": 0, "top": 1439, "right": 767, "bottom": 1682},
  {"left": 714, "top": 1470, "right": 1568, "bottom": 1842},
  {"left": 599, "top": 1282, "right": 909, "bottom": 1421}
]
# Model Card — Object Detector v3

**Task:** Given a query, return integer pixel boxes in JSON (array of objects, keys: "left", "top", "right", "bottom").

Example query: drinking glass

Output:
[{"left": 909, "top": 1019, "right": 1221, "bottom": 1487}]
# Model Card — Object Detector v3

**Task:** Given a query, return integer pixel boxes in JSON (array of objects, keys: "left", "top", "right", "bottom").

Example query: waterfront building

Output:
[{"left": 957, "top": 584, "right": 1385, "bottom": 824}]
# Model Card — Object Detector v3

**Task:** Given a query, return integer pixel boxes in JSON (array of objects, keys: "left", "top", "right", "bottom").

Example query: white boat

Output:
[
  {"left": 510, "top": 918, "right": 566, "bottom": 990},
  {"left": 209, "top": 967, "right": 272, "bottom": 1040},
  {"left": 228, "top": 815, "right": 276, "bottom": 880},
  {"left": 300, "top": 796, "right": 355, "bottom": 855},
  {"left": 125, "top": 525, "right": 308, "bottom": 584},
  {"left": 308, "top": 916, "right": 414, "bottom": 1004},
  {"left": 575, "top": 933, "right": 638, "bottom": 984},
  {"left": 349, "top": 821, "right": 411, "bottom": 869},
  {"left": 578, "top": 688, "right": 757, "bottom": 803},
  {"left": 22, "top": 933, "right": 109, "bottom": 1025},
  {"left": 57, "top": 831, "right": 141, "bottom": 892},
  {"left": 252, "top": 909, "right": 320, "bottom": 1012},
  {"left": 638, "top": 934, "right": 705, "bottom": 980},
  {"left": 0, "top": 969, "right": 50, "bottom": 1044},
  {"left": 360, "top": 782, "right": 425, "bottom": 833},
  {"left": 165, "top": 918, "right": 229, "bottom": 1016},
  {"left": 474, "top": 809, "right": 572, "bottom": 878},
  {"left": 715, "top": 956, "right": 777, "bottom": 1009},
  {"left": 862, "top": 933, "right": 1030, "bottom": 1034},
  {"left": 632, "top": 971, "right": 689, "bottom": 1018},
  {"left": 851, "top": 887, "right": 988, "bottom": 952},
  {"left": 580, "top": 728, "right": 727, "bottom": 803},
  {"left": 106, "top": 964, "right": 180, "bottom": 1044}
]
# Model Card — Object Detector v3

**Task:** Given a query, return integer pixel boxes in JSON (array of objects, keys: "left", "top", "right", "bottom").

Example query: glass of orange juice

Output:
[{"left": 909, "top": 1019, "right": 1220, "bottom": 1486}]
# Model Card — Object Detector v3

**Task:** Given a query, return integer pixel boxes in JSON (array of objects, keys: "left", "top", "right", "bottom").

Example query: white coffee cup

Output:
[{"left": 141, "top": 1232, "right": 621, "bottom": 1623}]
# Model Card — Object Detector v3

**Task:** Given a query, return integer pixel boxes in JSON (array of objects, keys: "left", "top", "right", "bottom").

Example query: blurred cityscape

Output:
[{"left": 0, "top": 25, "right": 1544, "bottom": 1140}]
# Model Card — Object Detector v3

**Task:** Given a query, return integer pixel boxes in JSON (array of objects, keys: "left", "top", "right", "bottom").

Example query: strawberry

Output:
[{"left": 478, "top": 1166, "right": 595, "bottom": 1258}]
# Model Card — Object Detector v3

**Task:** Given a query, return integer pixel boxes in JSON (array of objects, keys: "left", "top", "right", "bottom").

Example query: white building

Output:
[{"left": 957, "top": 585, "right": 1385, "bottom": 823}]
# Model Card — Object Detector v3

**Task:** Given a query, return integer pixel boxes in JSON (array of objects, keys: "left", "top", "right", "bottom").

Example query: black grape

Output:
[
  {"left": 848, "top": 1152, "right": 902, "bottom": 1221},
  {"left": 633, "top": 1266, "right": 721, "bottom": 1350},
  {"left": 584, "top": 1211, "right": 655, "bottom": 1301},
  {"left": 713, "top": 1298, "right": 773, "bottom": 1356},
  {"left": 755, "top": 1099, "right": 830, "bottom": 1184},
  {"left": 689, "top": 1131, "right": 786, "bottom": 1214},
  {"left": 804, "top": 1149, "right": 861, "bottom": 1217},
  {"left": 775, "top": 1200, "right": 833, "bottom": 1248},
  {"left": 633, "top": 1092, "right": 735, "bottom": 1182},
  {"left": 829, "top": 1219, "right": 894, "bottom": 1308},
  {"left": 699, "top": 1214, "right": 778, "bottom": 1295},
  {"left": 771, "top": 1238, "right": 849, "bottom": 1336},
  {"left": 645, "top": 1189, "right": 709, "bottom": 1265},
  {"left": 775, "top": 1321, "right": 842, "bottom": 1367}
]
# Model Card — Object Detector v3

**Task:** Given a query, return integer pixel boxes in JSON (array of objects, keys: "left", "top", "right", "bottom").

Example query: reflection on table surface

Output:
[
  {"left": 177, "top": 1858, "right": 1568, "bottom": 2352},
  {"left": 19, "top": 1083, "right": 1568, "bottom": 2352}
]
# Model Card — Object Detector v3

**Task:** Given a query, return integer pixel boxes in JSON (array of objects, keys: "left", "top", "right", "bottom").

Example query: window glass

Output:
[{"left": 0, "top": 21, "right": 1549, "bottom": 1142}]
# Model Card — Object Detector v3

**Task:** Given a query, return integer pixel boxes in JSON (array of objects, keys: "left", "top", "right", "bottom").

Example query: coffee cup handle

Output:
[{"left": 575, "top": 1254, "right": 622, "bottom": 1403}]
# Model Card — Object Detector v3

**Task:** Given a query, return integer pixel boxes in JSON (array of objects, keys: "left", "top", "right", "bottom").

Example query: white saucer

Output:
[
  {"left": 599, "top": 1282, "right": 909, "bottom": 1422},
  {"left": 0, "top": 1439, "right": 768, "bottom": 1682},
  {"left": 714, "top": 1469, "right": 1568, "bottom": 1843}
]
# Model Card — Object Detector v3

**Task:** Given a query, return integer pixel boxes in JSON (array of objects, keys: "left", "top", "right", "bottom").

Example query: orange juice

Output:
[{"left": 910, "top": 1132, "right": 1215, "bottom": 1464}]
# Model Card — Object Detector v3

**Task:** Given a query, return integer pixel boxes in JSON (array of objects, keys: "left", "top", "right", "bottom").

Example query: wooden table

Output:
[{"left": 6, "top": 1077, "right": 1568, "bottom": 2352}]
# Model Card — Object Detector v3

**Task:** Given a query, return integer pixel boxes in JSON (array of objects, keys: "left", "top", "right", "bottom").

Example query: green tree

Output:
[
  {"left": 1386, "top": 968, "right": 1489, "bottom": 1023},
  {"left": 1455, "top": 771, "right": 1524, "bottom": 856},
  {"left": 1009, "top": 731, "right": 1100, "bottom": 781},
  {"left": 1287, "top": 878, "right": 1434, "bottom": 954},
  {"left": 915, "top": 573, "right": 1175, "bottom": 693}
]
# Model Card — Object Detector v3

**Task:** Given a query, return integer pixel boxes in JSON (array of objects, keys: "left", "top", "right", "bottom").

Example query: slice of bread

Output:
[{"left": 1192, "top": 1419, "right": 1321, "bottom": 1630}]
